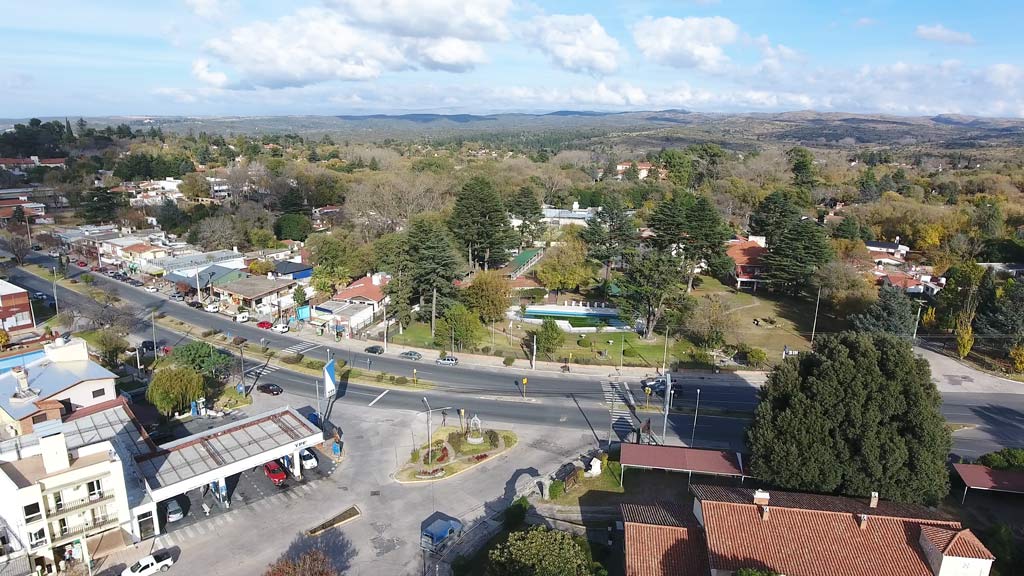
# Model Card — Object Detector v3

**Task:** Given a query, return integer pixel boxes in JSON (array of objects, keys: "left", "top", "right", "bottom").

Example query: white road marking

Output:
[{"left": 368, "top": 390, "right": 390, "bottom": 406}]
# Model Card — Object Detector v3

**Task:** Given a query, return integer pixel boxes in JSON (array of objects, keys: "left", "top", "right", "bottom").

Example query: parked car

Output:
[
  {"left": 129, "top": 279, "right": 144, "bottom": 287},
  {"left": 299, "top": 449, "right": 318, "bottom": 470},
  {"left": 257, "top": 383, "right": 283, "bottom": 396},
  {"left": 30, "top": 292, "right": 47, "bottom": 300},
  {"left": 187, "top": 301, "right": 203, "bottom": 309},
  {"left": 234, "top": 311, "right": 249, "bottom": 323},
  {"left": 263, "top": 461, "right": 287, "bottom": 486},
  {"left": 139, "top": 340, "right": 156, "bottom": 352},
  {"left": 121, "top": 552, "right": 174, "bottom": 576},
  {"left": 47, "top": 250, "right": 60, "bottom": 258},
  {"left": 436, "top": 356, "right": 459, "bottom": 366},
  {"left": 170, "top": 293, "right": 184, "bottom": 301},
  {"left": 399, "top": 350, "right": 422, "bottom": 361},
  {"left": 204, "top": 302, "right": 220, "bottom": 313},
  {"left": 165, "top": 498, "right": 184, "bottom": 523},
  {"left": 145, "top": 285, "right": 158, "bottom": 293},
  {"left": 365, "top": 345, "right": 384, "bottom": 355},
  {"left": 30, "top": 244, "right": 42, "bottom": 251},
  {"left": 257, "top": 320, "right": 273, "bottom": 329},
  {"left": 75, "top": 260, "right": 87, "bottom": 267},
  {"left": 272, "top": 323, "right": 289, "bottom": 333}
]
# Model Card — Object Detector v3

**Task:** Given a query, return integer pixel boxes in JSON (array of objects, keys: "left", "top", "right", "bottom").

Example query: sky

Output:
[{"left": 4, "top": 0, "right": 1024, "bottom": 118}]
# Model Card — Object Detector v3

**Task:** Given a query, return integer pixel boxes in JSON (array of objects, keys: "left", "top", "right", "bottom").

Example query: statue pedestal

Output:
[{"left": 467, "top": 434, "right": 484, "bottom": 445}]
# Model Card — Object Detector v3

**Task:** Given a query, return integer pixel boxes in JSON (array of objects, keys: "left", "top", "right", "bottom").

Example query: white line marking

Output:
[{"left": 368, "top": 389, "right": 390, "bottom": 406}]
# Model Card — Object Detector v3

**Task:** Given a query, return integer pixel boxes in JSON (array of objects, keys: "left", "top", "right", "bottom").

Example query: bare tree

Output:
[
  {"left": 687, "top": 294, "right": 738, "bottom": 349},
  {"left": 8, "top": 234, "right": 30, "bottom": 265}
]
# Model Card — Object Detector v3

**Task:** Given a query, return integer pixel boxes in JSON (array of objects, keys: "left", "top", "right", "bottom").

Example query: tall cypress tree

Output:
[
  {"left": 449, "top": 177, "right": 515, "bottom": 270},
  {"left": 762, "top": 219, "right": 834, "bottom": 295},
  {"left": 508, "top": 186, "right": 545, "bottom": 248},
  {"left": 579, "top": 192, "right": 636, "bottom": 278},
  {"left": 750, "top": 190, "right": 801, "bottom": 248},
  {"left": 408, "top": 215, "right": 463, "bottom": 307}
]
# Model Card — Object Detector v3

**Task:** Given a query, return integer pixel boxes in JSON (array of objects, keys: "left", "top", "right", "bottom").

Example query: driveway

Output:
[{"left": 916, "top": 345, "right": 1023, "bottom": 394}]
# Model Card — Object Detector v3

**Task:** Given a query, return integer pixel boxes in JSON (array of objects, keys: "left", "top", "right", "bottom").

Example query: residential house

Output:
[
  {"left": 615, "top": 161, "right": 656, "bottom": 180},
  {"left": 0, "top": 339, "right": 117, "bottom": 437},
  {"left": 214, "top": 276, "right": 296, "bottom": 316},
  {"left": 145, "top": 250, "right": 245, "bottom": 277},
  {"left": 333, "top": 273, "right": 390, "bottom": 315},
  {"left": 0, "top": 200, "right": 45, "bottom": 222},
  {"left": 540, "top": 202, "right": 598, "bottom": 227},
  {"left": 119, "top": 244, "right": 169, "bottom": 273},
  {"left": 164, "top": 265, "right": 249, "bottom": 299},
  {"left": 623, "top": 484, "right": 995, "bottom": 576},
  {"left": 312, "top": 205, "right": 341, "bottom": 231},
  {"left": 725, "top": 236, "right": 768, "bottom": 291},
  {"left": 311, "top": 301, "right": 374, "bottom": 337},
  {"left": 882, "top": 272, "right": 945, "bottom": 297},
  {"left": 0, "top": 280, "right": 35, "bottom": 333},
  {"left": 273, "top": 261, "right": 313, "bottom": 283},
  {"left": 866, "top": 239, "right": 910, "bottom": 263},
  {"left": 242, "top": 247, "right": 294, "bottom": 263}
]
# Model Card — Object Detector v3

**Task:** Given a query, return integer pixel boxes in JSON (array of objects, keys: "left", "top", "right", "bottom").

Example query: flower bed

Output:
[
  {"left": 473, "top": 454, "right": 489, "bottom": 462},
  {"left": 415, "top": 468, "right": 446, "bottom": 479}
]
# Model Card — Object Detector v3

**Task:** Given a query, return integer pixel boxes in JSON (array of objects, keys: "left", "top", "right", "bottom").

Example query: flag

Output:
[{"left": 323, "top": 359, "right": 337, "bottom": 398}]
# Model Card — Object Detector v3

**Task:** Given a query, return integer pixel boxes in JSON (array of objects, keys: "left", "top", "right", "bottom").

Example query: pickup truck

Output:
[{"left": 122, "top": 552, "right": 174, "bottom": 575}]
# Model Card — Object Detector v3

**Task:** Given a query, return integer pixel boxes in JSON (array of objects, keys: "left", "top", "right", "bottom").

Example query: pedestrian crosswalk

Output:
[
  {"left": 245, "top": 364, "right": 279, "bottom": 379},
  {"left": 281, "top": 341, "right": 322, "bottom": 355},
  {"left": 603, "top": 381, "right": 636, "bottom": 442}
]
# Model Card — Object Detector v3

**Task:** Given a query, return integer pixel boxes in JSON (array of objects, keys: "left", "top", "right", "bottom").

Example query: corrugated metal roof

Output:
[{"left": 620, "top": 445, "right": 745, "bottom": 477}]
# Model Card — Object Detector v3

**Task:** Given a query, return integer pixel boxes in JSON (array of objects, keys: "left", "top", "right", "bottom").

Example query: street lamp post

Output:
[
  {"left": 690, "top": 388, "right": 701, "bottom": 447},
  {"left": 51, "top": 266, "right": 59, "bottom": 316},
  {"left": 419, "top": 398, "right": 452, "bottom": 471}
]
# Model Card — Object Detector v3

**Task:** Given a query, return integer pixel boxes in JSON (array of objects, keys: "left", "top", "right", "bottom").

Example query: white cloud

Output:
[
  {"left": 406, "top": 38, "right": 487, "bottom": 72},
  {"left": 183, "top": 0, "right": 229, "bottom": 18},
  {"left": 987, "top": 63, "right": 1024, "bottom": 89},
  {"left": 323, "top": 0, "right": 511, "bottom": 40},
  {"left": 632, "top": 16, "right": 739, "bottom": 71},
  {"left": 854, "top": 17, "right": 876, "bottom": 27},
  {"left": 915, "top": 24, "right": 975, "bottom": 45},
  {"left": 191, "top": 59, "right": 227, "bottom": 87},
  {"left": 752, "top": 35, "right": 799, "bottom": 74},
  {"left": 524, "top": 14, "right": 622, "bottom": 75}
]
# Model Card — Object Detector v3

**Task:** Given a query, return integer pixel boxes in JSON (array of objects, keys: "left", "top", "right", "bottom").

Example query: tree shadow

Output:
[
  {"left": 954, "top": 403, "right": 1024, "bottom": 462},
  {"left": 274, "top": 527, "right": 357, "bottom": 574}
]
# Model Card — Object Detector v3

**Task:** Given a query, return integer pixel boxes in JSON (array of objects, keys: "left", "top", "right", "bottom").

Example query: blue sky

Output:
[{"left": 4, "top": 0, "right": 1024, "bottom": 117}]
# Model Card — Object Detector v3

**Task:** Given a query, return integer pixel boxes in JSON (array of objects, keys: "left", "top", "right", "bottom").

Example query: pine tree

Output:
[
  {"left": 851, "top": 284, "right": 918, "bottom": 338},
  {"left": 786, "top": 147, "right": 817, "bottom": 191},
  {"left": 624, "top": 161, "right": 640, "bottom": 182},
  {"left": 832, "top": 216, "right": 860, "bottom": 240},
  {"left": 750, "top": 190, "right": 801, "bottom": 248},
  {"left": 648, "top": 192, "right": 694, "bottom": 250},
  {"left": 449, "top": 177, "right": 516, "bottom": 270},
  {"left": 615, "top": 249, "right": 683, "bottom": 339},
  {"left": 64, "top": 117, "right": 75, "bottom": 143},
  {"left": 578, "top": 192, "right": 636, "bottom": 278},
  {"left": 602, "top": 158, "right": 618, "bottom": 181},
  {"left": 681, "top": 195, "right": 731, "bottom": 290},
  {"left": 762, "top": 219, "right": 834, "bottom": 295},
  {"left": 408, "top": 215, "right": 463, "bottom": 308},
  {"left": 508, "top": 186, "right": 545, "bottom": 248}
]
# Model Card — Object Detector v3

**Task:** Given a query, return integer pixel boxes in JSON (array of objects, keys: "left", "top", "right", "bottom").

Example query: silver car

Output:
[
  {"left": 400, "top": 351, "right": 422, "bottom": 361},
  {"left": 435, "top": 356, "right": 458, "bottom": 366}
]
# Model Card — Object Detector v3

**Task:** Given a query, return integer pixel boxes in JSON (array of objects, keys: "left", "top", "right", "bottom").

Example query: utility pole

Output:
[
  {"left": 531, "top": 333, "right": 537, "bottom": 370},
  {"left": 662, "top": 373, "right": 672, "bottom": 442},
  {"left": 912, "top": 303, "right": 923, "bottom": 341},
  {"left": 661, "top": 323, "right": 670, "bottom": 373},
  {"left": 810, "top": 285, "right": 822, "bottom": 344},
  {"left": 690, "top": 388, "right": 701, "bottom": 447},
  {"left": 51, "top": 266, "right": 59, "bottom": 316},
  {"left": 423, "top": 397, "right": 433, "bottom": 468},
  {"left": 608, "top": 397, "right": 615, "bottom": 446},
  {"left": 382, "top": 302, "right": 388, "bottom": 352},
  {"left": 151, "top": 309, "right": 157, "bottom": 355}
]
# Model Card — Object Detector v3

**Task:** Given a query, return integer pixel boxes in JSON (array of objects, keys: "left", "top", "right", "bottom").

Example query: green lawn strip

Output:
[
  {"left": 548, "top": 461, "right": 625, "bottom": 506},
  {"left": 306, "top": 505, "right": 361, "bottom": 536}
]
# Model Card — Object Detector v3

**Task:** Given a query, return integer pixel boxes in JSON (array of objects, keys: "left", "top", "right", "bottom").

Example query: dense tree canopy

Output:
[
  {"left": 449, "top": 176, "right": 516, "bottom": 270},
  {"left": 616, "top": 249, "right": 683, "bottom": 339},
  {"left": 748, "top": 332, "right": 951, "bottom": 504},
  {"left": 487, "top": 527, "right": 592, "bottom": 576},
  {"left": 762, "top": 220, "right": 834, "bottom": 295},
  {"left": 147, "top": 367, "right": 205, "bottom": 415},
  {"left": 851, "top": 284, "right": 919, "bottom": 338}
]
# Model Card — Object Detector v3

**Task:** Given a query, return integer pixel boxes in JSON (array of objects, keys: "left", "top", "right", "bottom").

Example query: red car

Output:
[
  {"left": 76, "top": 260, "right": 88, "bottom": 267},
  {"left": 257, "top": 321, "right": 273, "bottom": 329},
  {"left": 263, "top": 461, "right": 287, "bottom": 486}
]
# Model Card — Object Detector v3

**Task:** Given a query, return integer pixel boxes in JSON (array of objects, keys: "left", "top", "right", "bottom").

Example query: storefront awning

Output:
[{"left": 86, "top": 528, "right": 131, "bottom": 559}]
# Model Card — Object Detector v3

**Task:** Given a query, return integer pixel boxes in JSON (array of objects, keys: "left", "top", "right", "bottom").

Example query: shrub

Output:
[
  {"left": 486, "top": 429, "right": 500, "bottom": 448},
  {"left": 474, "top": 454, "right": 488, "bottom": 462},
  {"left": 503, "top": 356, "right": 515, "bottom": 366},
  {"left": 448, "top": 431, "right": 465, "bottom": 453},
  {"left": 690, "top": 349, "right": 713, "bottom": 366},
  {"left": 156, "top": 312, "right": 166, "bottom": 319},
  {"left": 577, "top": 336, "right": 591, "bottom": 348},
  {"left": 480, "top": 346, "right": 491, "bottom": 355},
  {"left": 548, "top": 480, "right": 564, "bottom": 500},
  {"left": 81, "top": 273, "right": 93, "bottom": 284},
  {"left": 376, "top": 372, "right": 385, "bottom": 382},
  {"left": 599, "top": 452, "right": 609, "bottom": 470},
  {"left": 504, "top": 496, "right": 529, "bottom": 529},
  {"left": 201, "top": 329, "right": 220, "bottom": 337},
  {"left": 395, "top": 376, "right": 409, "bottom": 385},
  {"left": 410, "top": 448, "right": 420, "bottom": 463},
  {"left": 389, "top": 375, "right": 396, "bottom": 383},
  {"left": 747, "top": 347, "right": 769, "bottom": 368},
  {"left": 282, "top": 353, "right": 303, "bottom": 364},
  {"left": 304, "top": 359, "right": 326, "bottom": 371},
  {"left": 622, "top": 348, "right": 638, "bottom": 358},
  {"left": 232, "top": 336, "right": 246, "bottom": 346}
]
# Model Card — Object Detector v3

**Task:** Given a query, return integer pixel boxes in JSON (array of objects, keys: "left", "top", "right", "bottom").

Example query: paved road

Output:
[{"left": 10, "top": 254, "right": 1024, "bottom": 458}]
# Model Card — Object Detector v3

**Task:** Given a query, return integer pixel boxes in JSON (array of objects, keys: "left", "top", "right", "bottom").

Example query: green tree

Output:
[
  {"left": 687, "top": 294, "right": 737, "bottom": 348},
  {"left": 851, "top": 284, "right": 918, "bottom": 338},
  {"left": 579, "top": 193, "right": 636, "bottom": 278},
  {"left": 749, "top": 190, "right": 800, "bottom": 249},
  {"left": 832, "top": 216, "right": 861, "bottom": 240},
  {"left": 977, "top": 448, "right": 1024, "bottom": 472},
  {"left": 680, "top": 195, "right": 731, "bottom": 291},
  {"left": 147, "top": 367, "right": 205, "bottom": 416},
  {"left": 736, "top": 570, "right": 779, "bottom": 576},
  {"left": 248, "top": 228, "right": 278, "bottom": 249},
  {"left": 306, "top": 231, "right": 371, "bottom": 293},
  {"left": 407, "top": 215, "right": 464, "bottom": 320},
  {"left": 11, "top": 205, "right": 25, "bottom": 224},
  {"left": 170, "top": 341, "right": 232, "bottom": 377},
  {"left": 449, "top": 176, "right": 516, "bottom": 270},
  {"left": 94, "top": 331, "right": 128, "bottom": 370},
  {"left": 762, "top": 220, "right": 834, "bottom": 295},
  {"left": 487, "top": 527, "right": 590, "bottom": 576},
  {"left": 293, "top": 285, "right": 307, "bottom": 307},
  {"left": 786, "top": 146, "right": 816, "bottom": 192},
  {"left": 648, "top": 192, "right": 694, "bottom": 251},
  {"left": 616, "top": 249, "right": 683, "bottom": 339},
  {"left": 976, "top": 278, "right": 1024, "bottom": 354},
  {"left": 0, "top": 329, "right": 8, "bottom": 350},
  {"left": 179, "top": 172, "right": 211, "bottom": 199},
  {"left": 463, "top": 270, "right": 511, "bottom": 325},
  {"left": 78, "top": 189, "right": 126, "bottom": 224},
  {"left": 813, "top": 261, "right": 875, "bottom": 318},
  {"left": 274, "top": 214, "right": 313, "bottom": 241},
  {"left": 535, "top": 238, "right": 592, "bottom": 294},
  {"left": 435, "top": 303, "right": 481, "bottom": 351},
  {"left": 660, "top": 149, "right": 694, "bottom": 189},
  {"left": 748, "top": 332, "right": 951, "bottom": 504},
  {"left": 508, "top": 186, "right": 545, "bottom": 248},
  {"left": 623, "top": 161, "right": 640, "bottom": 182},
  {"left": 531, "top": 318, "right": 565, "bottom": 355}
]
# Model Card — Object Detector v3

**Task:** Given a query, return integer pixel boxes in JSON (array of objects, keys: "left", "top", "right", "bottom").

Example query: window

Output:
[
  {"left": 91, "top": 388, "right": 105, "bottom": 399},
  {"left": 23, "top": 503, "right": 41, "bottom": 523},
  {"left": 53, "top": 492, "right": 64, "bottom": 511},
  {"left": 58, "top": 518, "right": 68, "bottom": 535},
  {"left": 28, "top": 528, "right": 45, "bottom": 548},
  {"left": 31, "top": 414, "right": 48, "bottom": 425},
  {"left": 87, "top": 479, "right": 102, "bottom": 499}
]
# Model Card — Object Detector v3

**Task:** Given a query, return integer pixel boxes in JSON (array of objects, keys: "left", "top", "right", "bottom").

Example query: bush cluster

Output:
[
  {"left": 548, "top": 480, "right": 565, "bottom": 500},
  {"left": 282, "top": 353, "right": 303, "bottom": 364},
  {"left": 486, "top": 429, "right": 500, "bottom": 448}
]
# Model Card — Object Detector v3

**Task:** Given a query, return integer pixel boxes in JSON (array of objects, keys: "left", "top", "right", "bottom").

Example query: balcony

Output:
[
  {"left": 46, "top": 492, "right": 114, "bottom": 520},
  {"left": 49, "top": 516, "right": 119, "bottom": 547}
]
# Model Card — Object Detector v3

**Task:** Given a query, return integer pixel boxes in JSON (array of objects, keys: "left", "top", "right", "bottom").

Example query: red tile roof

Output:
[
  {"left": 726, "top": 239, "right": 767, "bottom": 268},
  {"left": 123, "top": 243, "right": 160, "bottom": 254},
  {"left": 0, "top": 158, "right": 33, "bottom": 165},
  {"left": 622, "top": 502, "right": 699, "bottom": 528},
  {"left": 690, "top": 485, "right": 950, "bottom": 521},
  {"left": 620, "top": 444, "right": 745, "bottom": 477},
  {"left": 624, "top": 523, "right": 707, "bottom": 576},
  {"left": 334, "top": 274, "right": 389, "bottom": 304},
  {"left": 920, "top": 525, "right": 994, "bottom": 560},
  {"left": 38, "top": 158, "right": 66, "bottom": 165},
  {"left": 884, "top": 273, "right": 922, "bottom": 289},
  {"left": 954, "top": 463, "right": 1024, "bottom": 493}
]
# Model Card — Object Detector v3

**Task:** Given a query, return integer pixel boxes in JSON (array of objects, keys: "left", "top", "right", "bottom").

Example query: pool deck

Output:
[{"left": 524, "top": 304, "right": 620, "bottom": 317}]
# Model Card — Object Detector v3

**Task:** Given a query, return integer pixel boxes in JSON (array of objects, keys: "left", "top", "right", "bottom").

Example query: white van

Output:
[{"left": 234, "top": 311, "right": 250, "bottom": 323}]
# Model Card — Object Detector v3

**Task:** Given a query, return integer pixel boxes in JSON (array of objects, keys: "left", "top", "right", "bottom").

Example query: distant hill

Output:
[{"left": 4, "top": 110, "right": 1023, "bottom": 148}]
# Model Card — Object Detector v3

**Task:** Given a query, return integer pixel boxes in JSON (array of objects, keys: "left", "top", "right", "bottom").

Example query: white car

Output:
[
  {"left": 272, "top": 323, "right": 289, "bottom": 333},
  {"left": 145, "top": 285, "right": 159, "bottom": 293},
  {"left": 48, "top": 250, "right": 60, "bottom": 258},
  {"left": 204, "top": 302, "right": 220, "bottom": 313},
  {"left": 122, "top": 552, "right": 174, "bottom": 576},
  {"left": 165, "top": 499, "right": 184, "bottom": 522},
  {"left": 234, "top": 311, "right": 249, "bottom": 323},
  {"left": 299, "top": 449, "right": 318, "bottom": 470}
]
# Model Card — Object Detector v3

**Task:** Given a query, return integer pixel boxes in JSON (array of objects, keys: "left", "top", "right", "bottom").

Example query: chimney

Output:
[
  {"left": 858, "top": 514, "right": 869, "bottom": 530},
  {"left": 572, "top": 201, "right": 580, "bottom": 211},
  {"left": 869, "top": 492, "right": 879, "bottom": 509},
  {"left": 753, "top": 489, "right": 770, "bottom": 506},
  {"left": 12, "top": 367, "right": 29, "bottom": 393},
  {"left": 232, "top": 246, "right": 238, "bottom": 253},
  {"left": 37, "top": 421, "right": 70, "bottom": 474},
  {"left": 760, "top": 506, "right": 770, "bottom": 521},
  {"left": 371, "top": 273, "right": 381, "bottom": 286}
]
